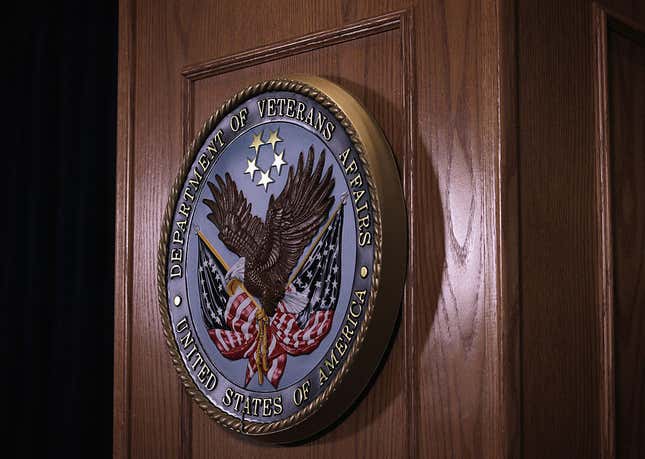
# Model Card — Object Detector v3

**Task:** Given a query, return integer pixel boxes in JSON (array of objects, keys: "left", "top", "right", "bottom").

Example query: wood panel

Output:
[
  {"left": 518, "top": 1, "right": 645, "bottom": 458},
  {"left": 594, "top": 9, "right": 645, "bottom": 458},
  {"left": 414, "top": 0, "right": 516, "bottom": 457},
  {"left": 607, "top": 19, "right": 645, "bottom": 459},
  {"left": 114, "top": 0, "right": 515, "bottom": 458},
  {"left": 519, "top": 2, "right": 600, "bottom": 454},
  {"left": 113, "top": 0, "right": 135, "bottom": 455}
]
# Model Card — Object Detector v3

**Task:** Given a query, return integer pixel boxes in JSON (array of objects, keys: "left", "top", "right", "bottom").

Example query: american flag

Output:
[
  {"left": 291, "top": 202, "right": 343, "bottom": 327},
  {"left": 197, "top": 237, "right": 229, "bottom": 331},
  {"left": 198, "top": 201, "right": 345, "bottom": 388}
]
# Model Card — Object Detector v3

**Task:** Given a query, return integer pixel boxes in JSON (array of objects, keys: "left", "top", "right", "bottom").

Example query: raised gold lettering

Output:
[
  {"left": 223, "top": 388, "right": 233, "bottom": 406},
  {"left": 273, "top": 396, "right": 283, "bottom": 415}
]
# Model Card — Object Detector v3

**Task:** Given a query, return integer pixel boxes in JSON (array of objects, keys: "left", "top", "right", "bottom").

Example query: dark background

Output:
[{"left": 6, "top": 2, "right": 117, "bottom": 457}]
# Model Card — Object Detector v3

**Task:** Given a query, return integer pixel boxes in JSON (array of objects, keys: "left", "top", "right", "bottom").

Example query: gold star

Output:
[
  {"left": 244, "top": 156, "right": 259, "bottom": 179},
  {"left": 272, "top": 150, "right": 287, "bottom": 175},
  {"left": 249, "top": 131, "right": 264, "bottom": 154},
  {"left": 266, "top": 129, "right": 282, "bottom": 150},
  {"left": 257, "top": 169, "right": 274, "bottom": 191}
]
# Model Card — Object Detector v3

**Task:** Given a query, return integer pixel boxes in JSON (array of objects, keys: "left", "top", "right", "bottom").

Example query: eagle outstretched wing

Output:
[
  {"left": 260, "top": 147, "right": 335, "bottom": 288},
  {"left": 203, "top": 173, "right": 265, "bottom": 259}
]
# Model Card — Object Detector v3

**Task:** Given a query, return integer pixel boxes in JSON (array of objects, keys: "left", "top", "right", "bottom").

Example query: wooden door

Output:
[
  {"left": 517, "top": 1, "right": 645, "bottom": 457},
  {"left": 113, "top": 0, "right": 645, "bottom": 458}
]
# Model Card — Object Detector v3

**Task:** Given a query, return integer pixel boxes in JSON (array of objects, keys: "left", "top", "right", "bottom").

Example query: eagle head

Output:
[{"left": 224, "top": 257, "right": 245, "bottom": 294}]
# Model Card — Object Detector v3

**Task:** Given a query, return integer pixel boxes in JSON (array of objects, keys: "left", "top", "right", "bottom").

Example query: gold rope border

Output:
[{"left": 157, "top": 78, "right": 383, "bottom": 436}]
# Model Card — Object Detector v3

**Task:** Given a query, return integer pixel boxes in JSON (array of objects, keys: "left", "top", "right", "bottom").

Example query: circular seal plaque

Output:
[{"left": 158, "top": 76, "right": 406, "bottom": 443}]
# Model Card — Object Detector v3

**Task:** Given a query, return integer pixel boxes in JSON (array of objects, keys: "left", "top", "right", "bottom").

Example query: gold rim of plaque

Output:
[{"left": 157, "top": 75, "right": 407, "bottom": 443}]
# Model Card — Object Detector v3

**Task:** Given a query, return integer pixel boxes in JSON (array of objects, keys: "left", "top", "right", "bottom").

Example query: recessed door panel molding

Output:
[
  {"left": 178, "top": 12, "right": 416, "bottom": 456},
  {"left": 593, "top": 5, "right": 645, "bottom": 458}
]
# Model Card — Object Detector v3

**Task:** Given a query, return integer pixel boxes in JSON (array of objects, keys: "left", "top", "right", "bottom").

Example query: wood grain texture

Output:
[
  {"left": 113, "top": 0, "right": 135, "bottom": 457},
  {"left": 497, "top": 0, "right": 521, "bottom": 456},
  {"left": 413, "top": 0, "right": 516, "bottom": 457},
  {"left": 114, "top": 0, "right": 514, "bottom": 457},
  {"left": 518, "top": 1, "right": 645, "bottom": 458},
  {"left": 593, "top": 6, "right": 615, "bottom": 457},
  {"left": 607, "top": 21, "right": 645, "bottom": 459},
  {"left": 519, "top": 1, "right": 599, "bottom": 450}
]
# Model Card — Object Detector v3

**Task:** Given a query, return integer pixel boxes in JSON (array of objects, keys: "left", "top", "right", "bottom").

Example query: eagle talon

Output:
[{"left": 254, "top": 307, "right": 270, "bottom": 385}]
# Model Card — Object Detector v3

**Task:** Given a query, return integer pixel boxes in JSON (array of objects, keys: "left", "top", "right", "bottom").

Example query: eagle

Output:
[{"left": 203, "top": 146, "right": 335, "bottom": 317}]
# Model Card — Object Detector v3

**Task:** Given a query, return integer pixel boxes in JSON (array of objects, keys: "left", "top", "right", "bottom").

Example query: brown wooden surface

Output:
[
  {"left": 114, "top": 0, "right": 645, "bottom": 457},
  {"left": 113, "top": 0, "right": 135, "bottom": 455},
  {"left": 518, "top": 1, "right": 645, "bottom": 458},
  {"left": 608, "top": 21, "right": 645, "bottom": 459},
  {"left": 114, "top": 0, "right": 514, "bottom": 458},
  {"left": 518, "top": 1, "right": 600, "bottom": 454}
]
